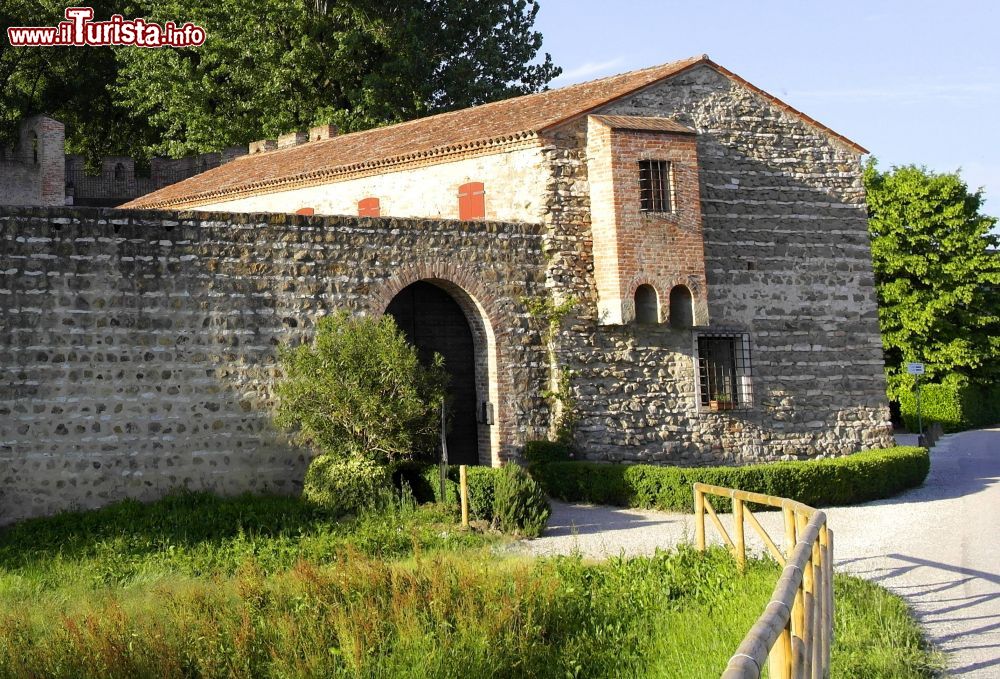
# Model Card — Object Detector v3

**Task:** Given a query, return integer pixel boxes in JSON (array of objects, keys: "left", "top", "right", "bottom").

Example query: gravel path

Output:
[{"left": 518, "top": 429, "right": 1000, "bottom": 677}]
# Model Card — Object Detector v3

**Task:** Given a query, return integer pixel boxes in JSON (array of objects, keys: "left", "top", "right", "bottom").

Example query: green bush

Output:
[
  {"left": 412, "top": 463, "right": 550, "bottom": 536},
  {"left": 302, "top": 455, "right": 394, "bottom": 516},
  {"left": 523, "top": 439, "right": 574, "bottom": 467},
  {"left": 492, "top": 463, "right": 551, "bottom": 537},
  {"left": 416, "top": 464, "right": 498, "bottom": 521},
  {"left": 274, "top": 312, "right": 448, "bottom": 463},
  {"left": 533, "top": 446, "right": 929, "bottom": 512},
  {"left": 898, "top": 374, "right": 1000, "bottom": 432}
]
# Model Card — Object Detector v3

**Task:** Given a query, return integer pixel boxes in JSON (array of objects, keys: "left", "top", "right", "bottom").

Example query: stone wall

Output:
[
  {"left": 196, "top": 144, "right": 550, "bottom": 223},
  {"left": 0, "top": 207, "right": 548, "bottom": 524},
  {"left": 541, "top": 63, "right": 894, "bottom": 464}
]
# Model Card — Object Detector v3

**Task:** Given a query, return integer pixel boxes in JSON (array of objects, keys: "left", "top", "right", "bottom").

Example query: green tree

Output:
[
  {"left": 3, "top": 1, "right": 558, "bottom": 160},
  {"left": 117, "top": 0, "right": 560, "bottom": 156},
  {"left": 1, "top": 1, "right": 155, "bottom": 162},
  {"left": 275, "top": 312, "right": 448, "bottom": 463},
  {"left": 864, "top": 160, "right": 1000, "bottom": 396}
]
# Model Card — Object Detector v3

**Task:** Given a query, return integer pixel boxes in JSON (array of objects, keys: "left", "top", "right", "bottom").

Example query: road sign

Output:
[{"left": 907, "top": 362, "right": 925, "bottom": 375}]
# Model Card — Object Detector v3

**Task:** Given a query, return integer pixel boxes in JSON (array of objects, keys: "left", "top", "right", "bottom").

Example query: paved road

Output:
[{"left": 519, "top": 428, "right": 1000, "bottom": 677}]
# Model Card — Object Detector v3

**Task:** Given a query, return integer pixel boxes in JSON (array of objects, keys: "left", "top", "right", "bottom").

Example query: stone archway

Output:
[
  {"left": 386, "top": 281, "right": 479, "bottom": 465},
  {"left": 375, "top": 270, "right": 503, "bottom": 467}
]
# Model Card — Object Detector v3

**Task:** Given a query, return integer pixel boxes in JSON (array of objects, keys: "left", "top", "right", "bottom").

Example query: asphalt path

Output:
[{"left": 519, "top": 428, "right": 1000, "bottom": 676}]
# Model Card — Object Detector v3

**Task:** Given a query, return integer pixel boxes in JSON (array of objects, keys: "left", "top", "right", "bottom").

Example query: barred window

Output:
[
  {"left": 697, "top": 333, "right": 753, "bottom": 411},
  {"left": 638, "top": 160, "right": 673, "bottom": 212}
]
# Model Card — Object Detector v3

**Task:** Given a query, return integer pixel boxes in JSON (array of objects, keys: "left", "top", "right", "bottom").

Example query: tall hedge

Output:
[
  {"left": 532, "top": 447, "right": 929, "bottom": 513},
  {"left": 898, "top": 377, "right": 1000, "bottom": 432}
]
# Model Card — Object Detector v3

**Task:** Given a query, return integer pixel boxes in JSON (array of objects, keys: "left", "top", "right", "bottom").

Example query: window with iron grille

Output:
[
  {"left": 696, "top": 332, "right": 753, "bottom": 411},
  {"left": 638, "top": 160, "right": 673, "bottom": 213}
]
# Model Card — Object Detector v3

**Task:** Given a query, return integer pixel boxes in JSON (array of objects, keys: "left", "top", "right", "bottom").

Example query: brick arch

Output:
[
  {"left": 369, "top": 262, "right": 513, "bottom": 466},
  {"left": 625, "top": 273, "right": 708, "bottom": 326},
  {"left": 624, "top": 276, "right": 663, "bottom": 324}
]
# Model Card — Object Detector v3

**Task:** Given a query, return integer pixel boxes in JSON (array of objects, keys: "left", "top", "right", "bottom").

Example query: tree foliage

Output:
[
  {"left": 0, "top": 1, "right": 156, "bottom": 161},
  {"left": 2, "top": 0, "right": 559, "bottom": 160},
  {"left": 864, "top": 160, "right": 1000, "bottom": 395},
  {"left": 275, "top": 312, "right": 448, "bottom": 463}
]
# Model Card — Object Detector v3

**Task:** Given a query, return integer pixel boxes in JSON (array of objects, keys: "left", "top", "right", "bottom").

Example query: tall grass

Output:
[
  {"left": 0, "top": 492, "right": 942, "bottom": 678},
  {"left": 0, "top": 490, "right": 496, "bottom": 597}
]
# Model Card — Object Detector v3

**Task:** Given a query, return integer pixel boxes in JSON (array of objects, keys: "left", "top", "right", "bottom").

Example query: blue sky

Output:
[{"left": 534, "top": 0, "right": 999, "bottom": 219}]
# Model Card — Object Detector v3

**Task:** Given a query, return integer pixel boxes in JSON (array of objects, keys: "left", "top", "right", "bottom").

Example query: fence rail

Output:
[{"left": 693, "top": 482, "right": 834, "bottom": 679}]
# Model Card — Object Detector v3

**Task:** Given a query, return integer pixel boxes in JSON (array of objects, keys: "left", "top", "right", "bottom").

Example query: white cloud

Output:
[
  {"left": 790, "top": 82, "right": 998, "bottom": 105},
  {"left": 551, "top": 56, "right": 628, "bottom": 84}
]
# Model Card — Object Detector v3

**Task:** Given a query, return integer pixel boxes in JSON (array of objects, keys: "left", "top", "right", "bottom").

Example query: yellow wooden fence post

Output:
[
  {"left": 733, "top": 497, "right": 746, "bottom": 570},
  {"left": 459, "top": 464, "right": 469, "bottom": 528},
  {"left": 694, "top": 485, "right": 706, "bottom": 552}
]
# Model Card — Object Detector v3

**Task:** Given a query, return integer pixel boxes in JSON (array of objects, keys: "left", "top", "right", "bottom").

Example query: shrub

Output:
[
  {"left": 492, "top": 463, "right": 551, "bottom": 537},
  {"left": 274, "top": 312, "right": 448, "bottom": 463},
  {"left": 898, "top": 374, "right": 1000, "bottom": 432},
  {"left": 411, "top": 463, "right": 550, "bottom": 536},
  {"left": 523, "top": 439, "right": 574, "bottom": 467},
  {"left": 416, "top": 464, "right": 498, "bottom": 521},
  {"left": 533, "top": 446, "right": 929, "bottom": 512},
  {"left": 302, "top": 455, "right": 394, "bottom": 516}
]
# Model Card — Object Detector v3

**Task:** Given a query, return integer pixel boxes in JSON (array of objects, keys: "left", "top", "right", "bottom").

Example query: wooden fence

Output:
[{"left": 693, "top": 483, "right": 834, "bottom": 679}]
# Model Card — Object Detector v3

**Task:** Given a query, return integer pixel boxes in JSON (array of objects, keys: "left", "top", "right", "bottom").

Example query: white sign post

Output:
[{"left": 907, "top": 363, "right": 925, "bottom": 438}]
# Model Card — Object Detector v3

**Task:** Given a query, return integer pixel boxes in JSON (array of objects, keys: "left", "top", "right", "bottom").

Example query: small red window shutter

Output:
[
  {"left": 458, "top": 182, "right": 485, "bottom": 220},
  {"left": 296, "top": 207, "right": 314, "bottom": 216},
  {"left": 358, "top": 197, "right": 380, "bottom": 217}
]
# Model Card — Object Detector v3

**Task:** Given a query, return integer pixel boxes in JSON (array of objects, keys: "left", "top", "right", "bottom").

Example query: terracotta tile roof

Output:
[
  {"left": 588, "top": 115, "right": 696, "bottom": 134},
  {"left": 123, "top": 55, "right": 865, "bottom": 209}
]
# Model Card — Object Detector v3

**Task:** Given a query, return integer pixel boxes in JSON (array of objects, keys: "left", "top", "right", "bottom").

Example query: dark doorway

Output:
[{"left": 385, "top": 281, "right": 479, "bottom": 465}]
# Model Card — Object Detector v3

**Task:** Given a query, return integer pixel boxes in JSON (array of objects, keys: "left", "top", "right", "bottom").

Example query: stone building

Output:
[
  {"left": 0, "top": 55, "right": 894, "bottom": 522},
  {"left": 127, "top": 55, "right": 894, "bottom": 461}
]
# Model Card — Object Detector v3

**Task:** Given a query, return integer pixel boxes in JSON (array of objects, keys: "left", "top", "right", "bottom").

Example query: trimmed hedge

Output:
[
  {"left": 899, "top": 377, "right": 1000, "bottom": 433},
  {"left": 533, "top": 446, "right": 929, "bottom": 513}
]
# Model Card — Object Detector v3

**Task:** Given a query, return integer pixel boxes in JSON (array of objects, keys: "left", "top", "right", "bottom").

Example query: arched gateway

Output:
[{"left": 381, "top": 277, "right": 501, "bottom": 466}]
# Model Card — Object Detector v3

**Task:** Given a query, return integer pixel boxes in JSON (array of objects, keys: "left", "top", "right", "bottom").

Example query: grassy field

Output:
[{"left": 0, "top": 492, "right": 942, "bottom": 678}]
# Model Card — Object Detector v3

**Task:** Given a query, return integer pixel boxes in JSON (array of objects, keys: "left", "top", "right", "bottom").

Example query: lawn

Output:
[{"left": 0, "top": 492, "right": 942, "bottom": 678}]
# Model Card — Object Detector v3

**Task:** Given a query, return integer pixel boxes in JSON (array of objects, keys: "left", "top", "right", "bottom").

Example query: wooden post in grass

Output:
[
  {"left": 694, "top": 485, "right": 706, "bottom": 551},
  {"left": 733, "top": 497, "right": 746, "bottom": 570},
  {"left": 459, "top": 464, "right": 469, "bottom": 528}
]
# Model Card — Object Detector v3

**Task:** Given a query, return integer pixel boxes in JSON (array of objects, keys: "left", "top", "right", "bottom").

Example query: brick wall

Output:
[
  {"left": 0, "top": 116, "right": 65, "bottom": 207},
  {"left": 0, "top": 207, "right": 548, "bottom": 523},
  {"left": 586, "top": 117, "right": 709, "bottom": 325}
]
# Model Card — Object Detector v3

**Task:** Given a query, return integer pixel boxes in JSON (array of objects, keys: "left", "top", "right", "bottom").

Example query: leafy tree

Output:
[
  {"left": 275, "top": 312, "right": 448, "bottom": 463},
  {"left": 0, "top": 1, "right": 155, "bottom": 162},
  {"left": 864, "top": 160, "right": 1000, "bottom": 396},
  {"left": 117, "top": 0, "right": 560, "bottom": 156},
  {"left": 3, "top": 1, "right": 558, "bottom": 159}
]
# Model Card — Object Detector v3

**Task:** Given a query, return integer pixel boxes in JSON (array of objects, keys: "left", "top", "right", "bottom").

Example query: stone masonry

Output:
[
  {"left": 538, "top": 64, "right": 894, "bottom": 464},
  {"left": 0, "top": 207, "right": 548, "bottom": 523}
]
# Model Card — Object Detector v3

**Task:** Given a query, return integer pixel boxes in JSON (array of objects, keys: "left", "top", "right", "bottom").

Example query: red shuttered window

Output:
[
  {"left": 458, "top": 182, "right": 485, "bottom": 220},
  {"left": 358, "top": 197, "right": 380, "bottom": 217}
]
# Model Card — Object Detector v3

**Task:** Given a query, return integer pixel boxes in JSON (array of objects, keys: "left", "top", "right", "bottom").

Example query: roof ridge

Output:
[{"left": 242, "top": 55, "right": 709, "bottom": 160}]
